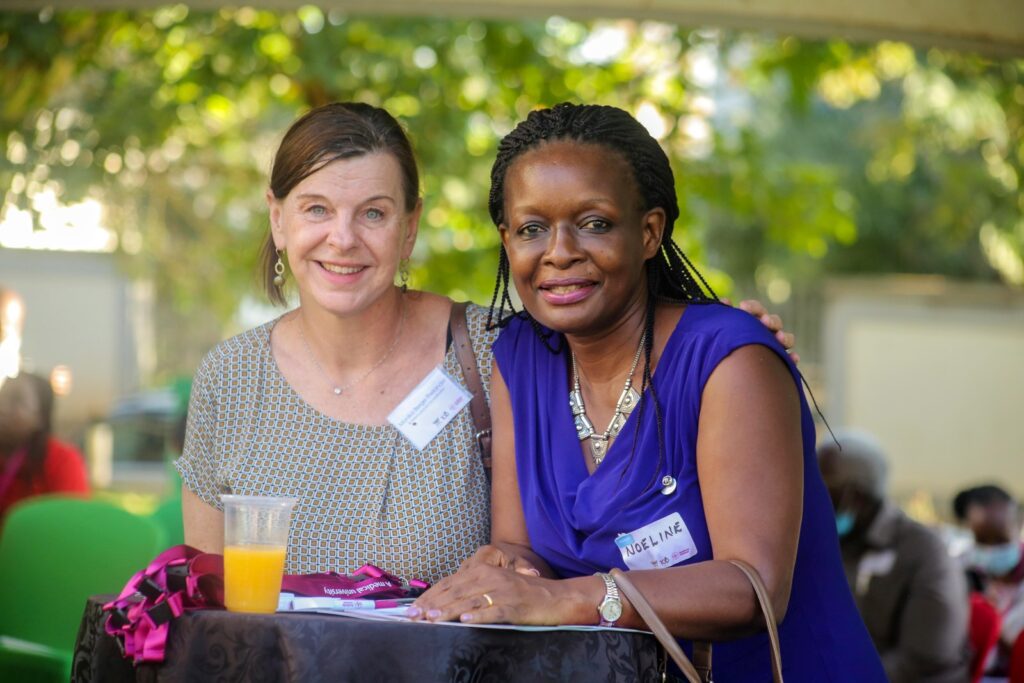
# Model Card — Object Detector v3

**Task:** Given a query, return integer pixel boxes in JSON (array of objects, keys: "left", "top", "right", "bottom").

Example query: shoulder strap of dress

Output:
[{"left": 448, "top": 301, "right": 492, "bottom": 478}]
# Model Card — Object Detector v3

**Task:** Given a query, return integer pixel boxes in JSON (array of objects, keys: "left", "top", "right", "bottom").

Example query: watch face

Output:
[{"left": 600, "top": 599, "right": 623, "bottom": 623}]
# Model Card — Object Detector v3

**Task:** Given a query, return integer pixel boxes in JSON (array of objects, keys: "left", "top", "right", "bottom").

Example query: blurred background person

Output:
[
  {"left": 953, "top": 484, "right": 1024, "bottom": 680},
  {"left": 0, "top": 371, "right": 89, "bottom": 519},
  {"left": 818, "top": 429, "right": 969, "bottom": 683},
  {"left": 0, "top": 287, "right": 25, "bottom": 386}
]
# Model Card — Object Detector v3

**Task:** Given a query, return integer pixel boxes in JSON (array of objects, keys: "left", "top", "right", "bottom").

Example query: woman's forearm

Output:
[{"left": 562, "top": 560, "right": 775, "bottom": 640}]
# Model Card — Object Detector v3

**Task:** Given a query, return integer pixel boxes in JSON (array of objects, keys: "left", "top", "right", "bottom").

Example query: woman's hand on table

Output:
[
  {"left": 407, "top": 562, "right": 591, "bottom": 625},
  {"left": 457, "top": 543, "right": 543, "bottom": 577}
]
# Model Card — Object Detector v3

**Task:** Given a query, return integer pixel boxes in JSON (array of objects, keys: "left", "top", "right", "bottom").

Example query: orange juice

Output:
[{"left": 223, "top": 544, "right": 287, "bottom": 613}]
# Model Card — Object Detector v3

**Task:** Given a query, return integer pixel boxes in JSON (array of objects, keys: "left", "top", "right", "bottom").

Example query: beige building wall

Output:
[
  {"left": 0, "top": 248, "right": 148, "bottom": 439},
  {"left": 822, "top": 276, "right": 1024, "bottom": 508}
]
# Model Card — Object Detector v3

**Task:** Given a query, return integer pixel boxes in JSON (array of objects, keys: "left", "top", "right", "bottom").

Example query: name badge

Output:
[
  {"left": 614, "top": 512, "right": 698, "bottom": 570},
  {"left": 387, "top": 366, "right": 472, "bottom": 450}
]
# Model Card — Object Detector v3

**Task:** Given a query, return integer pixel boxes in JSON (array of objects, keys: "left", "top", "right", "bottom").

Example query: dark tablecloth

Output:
[{"left": 72, "top": 596, "right": 663, "bottom": 682}]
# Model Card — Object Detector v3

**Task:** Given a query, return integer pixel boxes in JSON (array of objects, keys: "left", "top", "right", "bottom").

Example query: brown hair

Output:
[
  {"left": 260, "top": 102, "right": 421, "bottom": 304},
  {"left": 0, "top": 372, "right": 53, "bottom": 482}
]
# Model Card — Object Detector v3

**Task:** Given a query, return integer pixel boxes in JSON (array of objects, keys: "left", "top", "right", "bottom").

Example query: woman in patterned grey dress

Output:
[
  {"left": 177, "top": 103, "right": 494, "bottom": 581},
  {"left": 177, "top": 102, "right": 793, "bottom": 583}
]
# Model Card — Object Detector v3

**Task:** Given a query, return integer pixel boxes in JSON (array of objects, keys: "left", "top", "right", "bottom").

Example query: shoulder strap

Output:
[
  {"left": 448, "top": 301, "right": 492, "bottom": 477},
  {"left": 610, "top": 560, "right": 784, "bottom": 683},
  {"left": 726, "top": 559, "right": 784, "bottom": 682},
  {"left": 610, "top": 568, "right": 706, "bottom": 683}
]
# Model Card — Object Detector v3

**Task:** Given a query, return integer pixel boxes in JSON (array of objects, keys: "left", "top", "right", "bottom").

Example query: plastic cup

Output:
[{"left": 221, "top": 494, "right": 296, "bottom": 614}]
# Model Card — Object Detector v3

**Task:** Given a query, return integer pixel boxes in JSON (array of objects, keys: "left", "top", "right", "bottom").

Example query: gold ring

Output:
[{"left": 482, "top": 593, "right": 494, "bottom": 607}]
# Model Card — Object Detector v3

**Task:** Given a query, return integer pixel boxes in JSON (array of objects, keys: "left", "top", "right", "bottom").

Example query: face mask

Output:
[
  {"left": 970, "top": 542, "right": 1022, "bottom": 576},
  {"left": 835, "top": 511, "right": 856, "bottom": 538}
]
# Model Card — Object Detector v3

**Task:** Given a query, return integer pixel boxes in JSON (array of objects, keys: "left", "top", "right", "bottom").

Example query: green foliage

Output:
[{"left": 1, "top": 10, "right": 1021, "bottom": 375}]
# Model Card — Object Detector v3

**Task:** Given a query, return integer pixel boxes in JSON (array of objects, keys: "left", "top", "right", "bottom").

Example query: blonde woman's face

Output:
[{"left": 267, "top": 153, "right": 421, "bottom": 317}]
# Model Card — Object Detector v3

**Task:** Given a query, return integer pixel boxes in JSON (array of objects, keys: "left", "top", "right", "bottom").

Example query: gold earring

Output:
[
  {"left": 398, "top": 258, "right": 410, "bottom": 293},
  {"left": 273, "top": 251, "right": 286, "bottom": 287}
]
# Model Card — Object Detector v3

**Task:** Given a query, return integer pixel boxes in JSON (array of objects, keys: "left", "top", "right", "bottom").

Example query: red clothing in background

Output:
[{"left": 0, "top": 438, "right": 90, "bottom": 517}]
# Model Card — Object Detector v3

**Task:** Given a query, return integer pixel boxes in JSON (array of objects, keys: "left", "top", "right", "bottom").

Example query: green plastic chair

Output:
[
  {"left": 0, "top": 495, "right": 167, "bottom": 682},
  {"left": 149, "top": 495, "right": 184, "bottom": 547}
]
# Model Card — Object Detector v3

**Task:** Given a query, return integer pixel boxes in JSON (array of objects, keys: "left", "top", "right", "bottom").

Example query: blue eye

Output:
[
  {"left": 365, "top": 208, "right": 384, "bottom": 221},
  {"left": 307, "top": 205, "right": 328, "bottom": 217}
]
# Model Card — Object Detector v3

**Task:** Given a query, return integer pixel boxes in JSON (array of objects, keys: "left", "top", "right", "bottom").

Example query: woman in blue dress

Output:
[{"left": 412, "top": 103, "right": 885, "bottom": 681}]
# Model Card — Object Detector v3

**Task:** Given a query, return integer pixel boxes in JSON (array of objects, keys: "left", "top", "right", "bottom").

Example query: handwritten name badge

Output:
[
  {"left": 387, "top": 366, "right": 472, "bottom": 450},
  {"left": 614, "top": 512, "right": 698, "bottom": 570}
]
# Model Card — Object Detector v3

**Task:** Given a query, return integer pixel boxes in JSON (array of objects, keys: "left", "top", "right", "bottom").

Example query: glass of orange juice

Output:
[{"left": 221, "top": 494, "right": 296, "bottom": 614}]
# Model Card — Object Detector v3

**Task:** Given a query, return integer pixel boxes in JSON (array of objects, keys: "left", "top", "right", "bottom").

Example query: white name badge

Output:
[
  {"left": 615, "top": 512, "right": 698, "bottom": 570},
  {"left": 387, "top": 366, "right": 472, "bottom": 450}
]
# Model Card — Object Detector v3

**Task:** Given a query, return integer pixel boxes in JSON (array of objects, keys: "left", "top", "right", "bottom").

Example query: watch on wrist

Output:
[{"left": 595, "top": 572, "right": 622, "bottom": 626}]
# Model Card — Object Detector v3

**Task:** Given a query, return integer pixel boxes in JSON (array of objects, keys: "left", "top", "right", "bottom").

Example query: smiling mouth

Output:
[
  {"left": 320, "top": 262, "right": 365, "bottom": 275},
  {"left": 544, "top": 284, "right": 589, "bottom": 294},
  {"left": 538, "top": 279, "right": 597, "bottom": 304}
]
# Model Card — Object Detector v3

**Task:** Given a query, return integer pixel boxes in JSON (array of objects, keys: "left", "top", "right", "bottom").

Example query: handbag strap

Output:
[
  {"left": 448, "top": 301, "right": 492, "bottom": 476},
  {"left": 610, "top": 568, "right": 705, "bottom": 683},
  {"left": 610, "top": 560, "right": 784, "bottom": 683},
  {"left": 728, "top": 559, "right": 784, "bottom": 682}
]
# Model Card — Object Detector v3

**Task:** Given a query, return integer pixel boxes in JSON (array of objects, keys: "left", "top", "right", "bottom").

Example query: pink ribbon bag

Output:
[{"left": 103, "top": 544, "right": 430, "bottom": 665}]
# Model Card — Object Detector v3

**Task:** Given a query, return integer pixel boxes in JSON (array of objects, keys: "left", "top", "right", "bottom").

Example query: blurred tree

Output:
[{"left": 0, "top": 10, "right": 1021, "bottom": 376}]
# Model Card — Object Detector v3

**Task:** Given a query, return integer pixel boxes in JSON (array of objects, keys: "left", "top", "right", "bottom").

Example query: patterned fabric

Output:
[
  {"left": 176, "top": 303, "right": 495, "bottom": 583},
  {"left": 72, "top": 595, "right": 663, "bottom": 682}
]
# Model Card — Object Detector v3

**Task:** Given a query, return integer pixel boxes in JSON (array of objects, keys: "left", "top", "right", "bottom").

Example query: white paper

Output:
[
  {"left": 312, "top": 609, "right": 648, "bottom": 633},
  {"left": 277, "top": 592, "right": 646, "bottom": 632}
]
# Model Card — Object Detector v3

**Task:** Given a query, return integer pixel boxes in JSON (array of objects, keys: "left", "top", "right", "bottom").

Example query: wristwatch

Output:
[{"left": 595, "top": 572, "right": 622, "bottom": 626}]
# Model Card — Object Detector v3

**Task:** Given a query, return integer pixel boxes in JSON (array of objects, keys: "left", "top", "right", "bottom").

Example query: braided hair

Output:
[
  {"left": 485, "top": 103, "right": 720, "bottom": 482},
  {"left": 487, "top": 103, "right": 717, "bottom": 328}
]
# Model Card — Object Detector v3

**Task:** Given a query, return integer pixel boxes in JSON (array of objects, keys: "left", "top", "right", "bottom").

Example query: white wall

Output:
[
  {"left": 823, "top": 276, "right": 1024, "bottom": 504},
  {"left": 0, "top": 248, "right": 145, "bottom": 438}
]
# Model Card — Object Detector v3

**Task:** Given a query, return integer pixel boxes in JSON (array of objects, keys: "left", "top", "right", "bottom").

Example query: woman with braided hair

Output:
[
  {"left": 411, "top": 103, "right": 885, "bottom": 681},
  {"left": 180, "top": 101, "right": 794, "bottom": 584}
]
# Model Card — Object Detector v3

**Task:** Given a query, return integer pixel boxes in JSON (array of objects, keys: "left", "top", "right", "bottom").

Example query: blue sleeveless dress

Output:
[{"left": 492, "top": 304, "right": 885, "bottom": 682}]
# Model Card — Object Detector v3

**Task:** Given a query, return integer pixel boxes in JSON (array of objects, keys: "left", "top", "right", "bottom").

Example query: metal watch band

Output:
[{"left": 596, "top": 572, "right": 622, "bottom": 626}]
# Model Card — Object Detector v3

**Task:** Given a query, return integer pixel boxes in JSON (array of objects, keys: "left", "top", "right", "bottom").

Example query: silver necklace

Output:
[
  {"left": 569, "top": 331, "right": 646, "bottom": 466},
  {"left": 297, "top": 301, "right": 407, "bottom": 396}
]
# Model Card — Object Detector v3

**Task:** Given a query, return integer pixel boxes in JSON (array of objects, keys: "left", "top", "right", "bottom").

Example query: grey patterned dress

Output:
[{"left": 176, "top": 304, "right": 495, "bottom": 582}]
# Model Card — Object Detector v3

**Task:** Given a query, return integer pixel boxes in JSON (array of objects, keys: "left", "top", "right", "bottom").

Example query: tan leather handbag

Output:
[{"left": 610, "top": 560, "right": 784, "bottom": 683}]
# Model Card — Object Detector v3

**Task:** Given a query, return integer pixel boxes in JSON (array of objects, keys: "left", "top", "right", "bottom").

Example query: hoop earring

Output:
[
  {"left": 273, "top": 251, "right": 286, "bottom": 288},
  {"left": 398, "top": 258, "right": 410, "bottom": 293}
]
